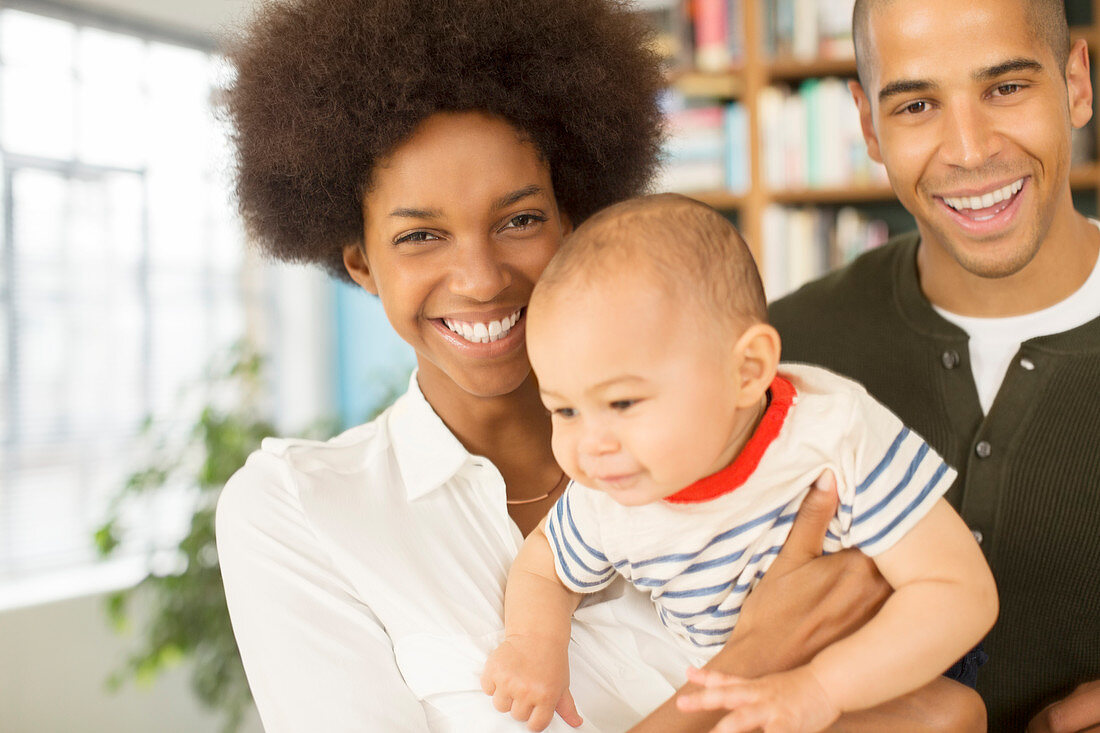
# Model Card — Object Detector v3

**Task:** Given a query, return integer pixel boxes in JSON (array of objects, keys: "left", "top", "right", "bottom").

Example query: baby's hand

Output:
[
  {"left": 481, "top": 635, "right": 582, "bottom": 731},
  {"left": 675, "top": 665, "right": 841, "bottom": 733}
]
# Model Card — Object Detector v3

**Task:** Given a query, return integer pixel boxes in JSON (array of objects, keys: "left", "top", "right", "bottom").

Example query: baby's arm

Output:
[
  {"left": 678, "top": 498, "right": 997, "bottom": 732},
  {"left": 481, "top": 519, "right": 585, "bottom": 731},
  {"left": 810, "top": 498, "right": 997, "bottom": 712}
]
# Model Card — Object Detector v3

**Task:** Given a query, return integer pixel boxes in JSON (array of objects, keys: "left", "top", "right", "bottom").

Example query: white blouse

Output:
[{"left": 216, "top": 373, "right": 694, "bottom": 733}]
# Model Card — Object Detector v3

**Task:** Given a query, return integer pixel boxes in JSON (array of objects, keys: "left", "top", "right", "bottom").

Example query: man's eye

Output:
[
  {"left": 901, "top": 100, "right": 929, "bottom": 115},
  {"left": 994, "top": 83, "right": 1022, "bottom": 97},
  {"left": 394, "top": 230, "right": 438, "bottom": 245}
]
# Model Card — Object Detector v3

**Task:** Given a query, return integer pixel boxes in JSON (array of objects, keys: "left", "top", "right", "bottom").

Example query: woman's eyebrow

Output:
[
  {"left": 493, "top": 184, "right": 543, "bottom": 211},
  {"left": 389, "top": 206, "right": 443, "bottom": 219}
]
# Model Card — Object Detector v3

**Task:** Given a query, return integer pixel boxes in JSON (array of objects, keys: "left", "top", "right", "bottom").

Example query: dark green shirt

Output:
[{"left": 770, "top": 232, "right": 1100, "bottom": 731}]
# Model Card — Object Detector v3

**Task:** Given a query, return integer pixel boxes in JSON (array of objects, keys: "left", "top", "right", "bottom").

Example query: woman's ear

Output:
[
  {"left": 732, "top": 323, "right": 781, "bottom": 408},
  {"left": 343, "top": 243, "right": 378, "bottom": 296},
  {"left": 560, "top": 210, "right": 574, "bottom": 237}
]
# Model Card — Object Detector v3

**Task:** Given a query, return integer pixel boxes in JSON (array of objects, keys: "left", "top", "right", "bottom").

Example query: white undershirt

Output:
[{"left": 933, "top": 221, "right": 1100, "bottom": 414}]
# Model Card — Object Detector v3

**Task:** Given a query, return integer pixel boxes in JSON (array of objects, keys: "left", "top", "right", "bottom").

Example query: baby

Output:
[{"left": 481, "top": 193, "right": 998, "bottom": 732}]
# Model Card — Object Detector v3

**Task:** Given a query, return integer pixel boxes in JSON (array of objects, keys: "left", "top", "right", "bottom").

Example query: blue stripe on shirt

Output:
[
  {"left": 557, "top": 492, "right": 608, "bottom": 564},
  {"left": 853, "top": 443, "right": 928, "bottom": 527},
  {"left": 855, "top": 427, "right": 910, "bottom": 494},
  {"left": 546, "top": 513, "right": 615, "bottom": 589},
  {"left": 857, "top": 461, "right": 949, "bottom": 550},
  {"left": 626, "top": 504, "right": 788, "bottom": 572}
]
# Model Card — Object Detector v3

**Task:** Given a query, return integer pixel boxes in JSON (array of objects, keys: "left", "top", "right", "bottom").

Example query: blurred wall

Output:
[
  {"left": 0, "top": 592, "right": 263, "bottom": 733},
  {"left": 18, "top": 0, "right": 254, "bottom": 42},
  {"left": 0, "top": 4, "right": 269, "bottom": 732}
]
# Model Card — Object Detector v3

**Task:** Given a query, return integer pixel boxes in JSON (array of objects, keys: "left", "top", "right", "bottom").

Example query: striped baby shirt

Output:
[{"left": 544, "top": 363, "right": 957, "bottom": 658}]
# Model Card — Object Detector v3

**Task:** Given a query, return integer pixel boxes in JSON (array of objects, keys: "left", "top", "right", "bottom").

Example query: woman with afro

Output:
[{"left": 215, "top": 0, "right": 983, "bottom": 730}]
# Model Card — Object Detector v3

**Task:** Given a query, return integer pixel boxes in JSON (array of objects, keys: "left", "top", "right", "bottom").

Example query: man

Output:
[{"left": 770, "top": 0, "right": 1100, "bottom": 730}]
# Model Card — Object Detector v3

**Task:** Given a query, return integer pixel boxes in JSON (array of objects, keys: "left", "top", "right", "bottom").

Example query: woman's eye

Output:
[
  {"left": 394, "top": 230, "right": 439, "bottom": 245},
  {"left": 502, "top": 213, "right": 547, "bottom": 231}
]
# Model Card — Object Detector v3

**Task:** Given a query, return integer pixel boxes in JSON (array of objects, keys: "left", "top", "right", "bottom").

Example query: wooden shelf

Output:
[
  {"left": 767, "top": 56, "right": 857, "bottom": 82},
  {"left": 769, "top": 184, "right": 894, "bottom": 204},
  {"left": 675, "top": 25, "right": 1095, "bottom": 96},
  {"left": 689, "top": 190, "right": 747, "bottom": 209},
  {"left": 1070, "top": 163, "right": 1100, "bottom": 188},
  {"left": 1070, "top": 25, "right": 1097, "bottom": 47},
  {"left": 669, "top": 70, "right": 743, "bottom": 99},
  {"left": 688, "top": 164, "right": 1100, "bottom": 210}
]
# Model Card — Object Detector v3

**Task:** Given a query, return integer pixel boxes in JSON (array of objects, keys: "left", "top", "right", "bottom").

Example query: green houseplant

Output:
[
  {"left": 95, "top": 342, "right": 407, "bottom": 731},
  {"left": 94, "top": 346, "right": 323, "bottom": 732}
]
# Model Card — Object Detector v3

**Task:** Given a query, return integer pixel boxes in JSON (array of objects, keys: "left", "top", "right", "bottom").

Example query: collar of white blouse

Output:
[{"left": 388, "top": 371, "right": 486, "bottom": 503}]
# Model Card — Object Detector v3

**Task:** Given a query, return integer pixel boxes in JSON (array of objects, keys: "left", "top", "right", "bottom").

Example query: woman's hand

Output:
[{"left": 481, "top": 635, "right": 583, "bottom": 731}]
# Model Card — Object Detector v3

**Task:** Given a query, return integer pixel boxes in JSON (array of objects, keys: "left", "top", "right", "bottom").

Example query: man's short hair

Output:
[
  {"left": 535, "top": 194, "right": 768, "bottom": 330},
  {"left": 853, "top": 0, "right": 1070, "bottom": 88}
]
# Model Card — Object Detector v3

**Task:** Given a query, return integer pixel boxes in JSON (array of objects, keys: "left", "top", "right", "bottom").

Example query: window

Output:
[{"left": 0, "top": 7, "right": 251, "bottom": 592}]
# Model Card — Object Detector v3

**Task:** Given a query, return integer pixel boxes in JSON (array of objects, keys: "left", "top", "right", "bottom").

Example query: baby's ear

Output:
[{"left": 732, "top": 323, "right": 781, "bottom": 408}]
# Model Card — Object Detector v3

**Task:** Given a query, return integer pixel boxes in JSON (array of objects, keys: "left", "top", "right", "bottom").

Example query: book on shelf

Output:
[
  {"left": 762, "top": 204, "right": 888, "bottom": 301},
  {"left": 634, "top": 0, "right": 694, "bottom": 70},
  {"left": 657, "top": 92, "right": 748, "bottom": 194},
  {"left": 764, "top": 0, "right": 856, "bottom": 60},
  {"left": 758, "top": 77, "right": 887, "bottom": 191},
  {"left": 692, "top": 0, "right": 731, "bottom": 71}
]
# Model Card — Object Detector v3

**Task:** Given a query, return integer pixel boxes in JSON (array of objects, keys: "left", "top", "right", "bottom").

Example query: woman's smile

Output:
[
  {"left": 431, "top": 307, "right": 529, "bottom": 358},
  {"left": 347, "top": 111, "right": 567, "bottom": 402}
]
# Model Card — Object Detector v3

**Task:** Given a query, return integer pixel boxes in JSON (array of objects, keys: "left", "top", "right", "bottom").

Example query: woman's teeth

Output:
[
  {"left": 943, "top": 178, "right": 1024, "bottom": 212},
  {"left": 443, "top": 310, "right": 521, "bottom": 344}
]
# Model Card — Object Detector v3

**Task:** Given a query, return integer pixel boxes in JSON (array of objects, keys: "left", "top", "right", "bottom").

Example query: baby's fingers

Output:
[
  {"left": 510, "top": 699, "right": 535, "bottom": 725},
  {"left": 555, "top": 689, "right": 584, "bottom": 728},
  {"left": 685, "top": 666, "right": 747, "bottom": 688},
  {"left": 491, "top": 687, "right": 515, "bottom": 714},
  {"left": 713, "top": 704, "right": 772, "bottom": 733},
  {"left": 677, "top": 681, "right": 759, "bottom": 712}
]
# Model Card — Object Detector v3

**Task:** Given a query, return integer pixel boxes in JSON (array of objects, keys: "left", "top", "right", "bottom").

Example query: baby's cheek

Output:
[{"left": 549, "top": 432, "right": 577, "bottom": 480}]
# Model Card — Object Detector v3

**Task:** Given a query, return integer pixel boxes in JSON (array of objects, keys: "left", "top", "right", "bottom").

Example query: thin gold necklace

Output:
[{"left": 506, "top": 470, "right": 567, "bottom": 506}]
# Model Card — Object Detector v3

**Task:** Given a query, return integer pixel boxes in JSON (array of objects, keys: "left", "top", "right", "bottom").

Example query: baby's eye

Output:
[
  {"left": 552, "top": 407, "right": 577, "bottom": 419},
  {"left": 609, "top": 399, "right": 637, "bottom": 411},
  {"left": 394, "top": 230, "right": 440, "bottom": 245}
]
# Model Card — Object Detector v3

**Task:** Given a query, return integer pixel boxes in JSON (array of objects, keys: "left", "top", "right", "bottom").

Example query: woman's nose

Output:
[{"left": 447, "top": 236, "right": 511, "bottom": 302}]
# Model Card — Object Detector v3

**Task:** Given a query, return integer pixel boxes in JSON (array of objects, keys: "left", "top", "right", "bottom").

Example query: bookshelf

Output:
[{"left": 649, "top": 0, "right": 1100, "bottom": 298}]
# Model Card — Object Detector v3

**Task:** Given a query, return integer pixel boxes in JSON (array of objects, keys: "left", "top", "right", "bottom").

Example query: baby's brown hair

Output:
[{"left": 535, "top": 194, "right": 767, "bottom": 330}]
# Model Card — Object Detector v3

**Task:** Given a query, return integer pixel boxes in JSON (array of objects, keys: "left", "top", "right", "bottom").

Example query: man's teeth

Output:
[
  {"left": 443, "top": 310, "right": 521, "bottom": 344},
  {"left": 943, "top": 179, "right": 1024, "bottom": 211}
]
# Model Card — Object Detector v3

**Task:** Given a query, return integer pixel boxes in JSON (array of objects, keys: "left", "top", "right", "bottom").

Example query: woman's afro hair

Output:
[{"left": 226, "top": 0, "right": 666, "bottom": 281}]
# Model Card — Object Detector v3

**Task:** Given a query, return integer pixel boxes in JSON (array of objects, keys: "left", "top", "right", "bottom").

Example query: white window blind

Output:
[{"left": 0, "top": 7, "right": 253, "bottom": 585}]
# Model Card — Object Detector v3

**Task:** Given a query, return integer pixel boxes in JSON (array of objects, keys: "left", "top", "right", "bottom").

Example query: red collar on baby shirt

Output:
[{"left": 663, "top": 375, "right": 796, "bottom": 505}]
